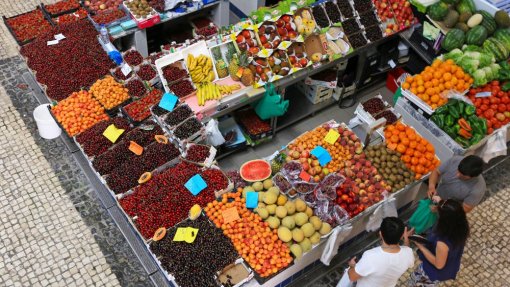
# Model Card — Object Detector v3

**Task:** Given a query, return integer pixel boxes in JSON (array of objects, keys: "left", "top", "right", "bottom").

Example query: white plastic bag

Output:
[
  {"left": 365, "top": 197, "right": 397, "bottom": 232},
  {"left": 336, "top": 268, "right": 354, "bottom": 287},
  {"left": 205, "top": 118, "right": 225, "bottom": 146},
  {"left": 479, "top": 129, "right": 507, "bottom": 162},
  {"left": 320, "top": 223, "right": 352, "bottom": 266}
]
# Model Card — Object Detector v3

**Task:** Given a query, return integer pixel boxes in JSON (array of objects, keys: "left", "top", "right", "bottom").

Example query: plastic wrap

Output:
[
  {"left": 315, "top": 199, "right": 350, "bottom": 227},
  {"left": 316, "top": 173, "right": 345, "bottom": 201}
]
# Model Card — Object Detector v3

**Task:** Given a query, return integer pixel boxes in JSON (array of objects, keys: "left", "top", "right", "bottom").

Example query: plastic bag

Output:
[
  {"left": 321, "top": 223, "right": 353, "bottom": 266},
  {"left": 254, "top": 83, "right": 289, "bottom": 120},
  {"left": 409, "top": 199, "right": 438, "bottom": 234},
  {"left": 479, "top": 129, "right": 507, "bottom": 162},
  {"left": 336, "top": 268, "right": 354, "bottom": 287},
  {"left": 365, "top": 197, "right": 398, "bottom": 232},
  {"left": 301, "top": 189, "right": 318, "bottom": 207},
  {"left": 273, "top": 172, "right": 292, "bottom": 194},
  {"left": 315, "top": 199, "right": 350, "bottom": 227},
  {"left": 281, "top": 161, "right": 302, "bottom": 180},
  {"left": 205, "top": 118, "right": 225, "bottom": 146},
  {"left": 293, "top": 181, "right": 317, "bottom": 195},
  {"left": 317, "top": 173, "right": 345, "bottom": 201}
]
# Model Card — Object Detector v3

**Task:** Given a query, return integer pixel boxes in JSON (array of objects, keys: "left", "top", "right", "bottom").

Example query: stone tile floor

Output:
[{"left": 0, "top": 1, "right": 152, "bottom": 286}]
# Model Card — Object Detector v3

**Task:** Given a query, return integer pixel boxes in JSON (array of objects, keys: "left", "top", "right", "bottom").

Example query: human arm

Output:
[
  {"left": 415, "top": 241, "right": 449, "bottom": 270},
  {"left": 347, "top": 257, "right": 362, "bottom": 281},
  {"left": 463, "top": 203, "right": 474, "bottom": 213},
  {"left": 463, "top": 179, "right": 486, "bottom": 213},
  {"left": 403, "top": 227, "right": 414, "bottom": 247},
  {"left": 427, "top": 169, "right": 440, "bottom": 198}
]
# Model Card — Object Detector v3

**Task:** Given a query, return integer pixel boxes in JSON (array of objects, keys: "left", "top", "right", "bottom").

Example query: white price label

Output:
[
  {"left": 388, "top": 59, "right": 396, "bottom": 68},
  {"left": 54, "top": 33, "right": 66, "bottom": 40},
  {"left": 204, "top": 146, "right": 217, "bottom": 167},
  {"left": 475, "top": 92, "right": 491, "bottom": 98},
  {"left": 47, "top": 40, "right": 59, "bottom": 46},
  {"left": 121, "top": 64, "right": 132, "bottom": 76}
]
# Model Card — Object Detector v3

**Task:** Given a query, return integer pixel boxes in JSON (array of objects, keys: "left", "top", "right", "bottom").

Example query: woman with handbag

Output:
[{"left": 409, "top": 199, "right": 470, "bottom": 287}]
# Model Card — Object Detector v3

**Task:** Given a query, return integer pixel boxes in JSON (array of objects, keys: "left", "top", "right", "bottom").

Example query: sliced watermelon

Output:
[{"left": 240, "top": 159, "right": 272, "bottom": 182}]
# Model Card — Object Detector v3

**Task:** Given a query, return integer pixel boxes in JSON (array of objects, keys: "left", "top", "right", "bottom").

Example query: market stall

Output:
[{"left": 7, "top": 0, "right": 510, "bottom": 286}]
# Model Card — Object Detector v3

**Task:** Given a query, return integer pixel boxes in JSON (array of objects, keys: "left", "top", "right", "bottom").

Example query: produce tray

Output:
[
  {"left": 3, "top": 7, "right": 55, "bottom": 47},
  {"left": 181, "top": 40, "right": 219, "bottom": 82},
  {"left": 41, "top": 1, "right": 80, "bottom": 18},
  {"left": 154, "top": 52, "right": 189, "bottom": 93},
  {"left": 309, "top": 2, "right": 332, "bottom": 30},
  {"left": 234, "top": 109, "right": 273, "bottom": 141},
  {"left": 401, "top": 88, "right": 435, "bottom": 115},
  {"left": 180, "top": 143, "right": 217, "bottom": 167},
  {"left": 161, "top": 104, "right": 194, "bottom": 131},
  {"left": 87, "top": 8, "right": 130, "bottom": 29}
]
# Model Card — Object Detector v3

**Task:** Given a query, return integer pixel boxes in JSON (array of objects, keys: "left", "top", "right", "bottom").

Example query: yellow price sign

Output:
[
  {"left": 324, "top": 129, "right": 340, "bottom": 145},
  {"left": 102, "top": 124, "right": 125, "bottom": 143}
]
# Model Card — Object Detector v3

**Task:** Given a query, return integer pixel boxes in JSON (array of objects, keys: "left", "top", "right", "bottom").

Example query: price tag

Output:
[
  {"left": 185, "top": 174, "right": 207, "bottom": 195},
  {"left": 311, "top": 146, "right": 332, "bottom": 166},
  {"left": 222, "top": 207, "right": 240, "bottom": 224},
  {"left": 245, "top": 192, "right": 258, "bottom": 209},
  {"left": 102, "top": 124, "right": 125, "bottom": 143},
  {"left": 47, "top": 40, "right": 59, "bottom": 46},
  {"left": 388, "top": 59, "right": 396, "bottom": 68},
  {"left": 121, "top": 63, "right": 132, "bottom": 76},
  {"left": 299, "top": 170, "right": 311, "bottom": 182},
  {"left": 54, "top": 33, "right": 66, "bottom": 40},
  {"left": 159, "top": 92, "right": 178, "bottom": 112},
  {"left": 476, "top": 92, "right": 491, "bottom": 98},
  {"left": 173, "top": 227, "right": 199, "bottom": 243},
  {"left": 203, "top": 146, "right": 217, "bottom": 167},
  {"left": 129, "top": 141, "right": 143, "bottom": 155},
  {"left": 139, "top": 124, "right": 155, "bottom": 131},
  {"left": 324, "top": 129, "right": 340, "bottom": 145}
]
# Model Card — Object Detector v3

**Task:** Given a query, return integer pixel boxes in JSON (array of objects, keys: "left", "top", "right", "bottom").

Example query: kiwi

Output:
[
  {"left": 455, "top": 22, "right": 469, "bottom": 32},
  {"left": 459, "top": 12, "right": 472, "bottom": 23},
  {"left": 443, "top": 9, "right": 459, "bottom": 28}
]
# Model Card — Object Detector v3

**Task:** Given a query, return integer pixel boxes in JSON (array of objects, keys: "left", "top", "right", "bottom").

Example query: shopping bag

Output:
[
  {"left": 409, "top": 199, "right": 438, "bottom": 234},
  {"left": 365, "top": 197, "right": 397, "bottom": 232},
  {"left": 478, "top": 129, "right": 507, "bottom": 162},
  {"left": 336, "top": 268, "right": 354, "bottom": 287},
  {"left": 254, "top": 83, "right": 289, "bottom": 120},
  {"left": 320, "top": 223, "right": 352, "bottom": 266}
]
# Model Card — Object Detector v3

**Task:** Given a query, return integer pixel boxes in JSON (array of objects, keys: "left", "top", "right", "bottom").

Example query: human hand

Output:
[
  {"left": 431, "top": 195, "right": 441, "bottom": 203},
  {"left": 403, "top": 227, "right": 415, "bottom": 241},
  {"left": 430, "top": 205, "right": 438, "bottom": 212},
  {"left": 427, "top": 186, "right": 436, "bottom": 198},
  {"left": 348, "top": 257, "right": 357, "bottom": 268}
]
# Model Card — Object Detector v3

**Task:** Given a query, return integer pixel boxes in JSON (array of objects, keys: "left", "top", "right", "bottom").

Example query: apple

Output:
[
  {"left": 282, "top": 15, "right": 291, "bottom": 23},
  {"left": 302, "top": 162, "right": 310, "bottom": 171},
  {"left": 259, "top": 35, "right": 268, "bottom": 44},
  {"left": 313, "top": 175, "right": 321, "bottom": 182},
  {"left": 299, "top": 58, "right": 308, "bottom": 66},
  {"left": 276, "top": 19, "right": 285, "bottom": 28},
  {"left": 242, "top": 30, "right": 251, "bottom": 39}
]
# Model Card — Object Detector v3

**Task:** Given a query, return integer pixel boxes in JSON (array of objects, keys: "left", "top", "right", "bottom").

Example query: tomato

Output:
[
  {"left": 507, "top": 103, "right": 510, "bottom": 110},
  {"left": 492, "top": 80, "right": 500, "bottom": 86},
  {"left": 498, "top": 91, "right": 505, "bottom": 98},
  {"left": 494, "top": 122, "right": 502, "bottom": 129},
  {"left": 469, "top": 89, "right": 477, "bottom": 96},
  {"left": 490, "top": 117, "right": 499, "bottom": 125},
  {"left": 488, "top": 127, "right": 494, "bottom": 134},
  {"left": 482, "top": 98, "right": 490, "bottom": 105},
  {"left": 485, "top": 109, "right": 495, "bottom": 118},
  {"left": 480, "top": 104, "right": 489, "bottom": 111},
  {"left": 487, "top": 120, "right": 493, "bottom": 128},
  {"left": 502, "top": 96, "right": 510, "bottom": 104},
  {"left": 492, "top": 86, "right": 500, "bottom": 94},
  {"left": 475, "top": 99, "right": 482, "bottom": 106}
]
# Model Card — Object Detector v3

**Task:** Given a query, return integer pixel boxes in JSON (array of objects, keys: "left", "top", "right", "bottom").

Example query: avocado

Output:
[
  {"left": 455, "top": 22, "right": 470, "bottom": 32},
  {"left": 495, "top": 10, "right": 510, "bottom": 28},
  {"left": 444, "top": 9, "right": 460, "bottom": 28}
]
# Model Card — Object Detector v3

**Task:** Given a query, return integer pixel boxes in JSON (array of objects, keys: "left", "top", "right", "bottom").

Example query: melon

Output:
[{"left": 240, "top": 159, "right": 272, "bottom": 182}]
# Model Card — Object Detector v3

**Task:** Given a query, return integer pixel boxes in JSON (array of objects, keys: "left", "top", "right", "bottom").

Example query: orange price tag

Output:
[
  {"left": 236, "top": 67, "right": 244, "bottom": 78},
  {"left": 222, "top": 207, "right": 240, "bottom": 224},
  {"left": 129, "top": 141, "right": 144, "bottom": 155}
]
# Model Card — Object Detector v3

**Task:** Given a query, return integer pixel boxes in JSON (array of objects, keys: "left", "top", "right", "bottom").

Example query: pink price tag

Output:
[{"left": 299, "top": 171, "right": 311, "bottom": 182}]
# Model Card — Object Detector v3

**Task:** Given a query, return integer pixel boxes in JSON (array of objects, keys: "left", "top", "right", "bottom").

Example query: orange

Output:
[
  {"left": 433, "top": 71, "right": 442, "bottom": 79},
  {"left": 390, "top": 135, "right": 399, "bottom": 143},
  {"left": 411, "top": 157, "right": 419, "bottom": 165},
  {"left": 430, "top": 94, "right": 440, "bottom": 103},
  {"left": 455, "top": 70, "right": 464, "bottom": 79},
  {"left": 402, "top": 82, "right": 410, "bottom": 90},
  {"left": 409, "top": 141, "right": 418, "bottom": 148},
  {"left": 417, "top": 86, "right": 425, "bottom": 93},
  {"left": 406, "top": 76, "right": 414, "bottom": 83},
  {"left": 402, "top": 155, "right": 411, "bottom": 163},
  {"left": 397, "top": 144, "right": 406, "bottom": 153},
  {"left": 401, "top": 138, "right": 410, "bottom": 146},
  {"left": 443, "top": 72, "right": 452, "bottom": 81}
]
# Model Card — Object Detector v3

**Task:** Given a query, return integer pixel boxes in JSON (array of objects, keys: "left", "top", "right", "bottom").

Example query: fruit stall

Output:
[{"left": 8, "top": 0, "right": 510, "bottom": 286}]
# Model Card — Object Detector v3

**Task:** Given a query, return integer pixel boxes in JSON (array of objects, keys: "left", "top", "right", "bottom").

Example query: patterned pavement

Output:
[{"left": 0, "top": 1, "right": 151, "bottom": 286}]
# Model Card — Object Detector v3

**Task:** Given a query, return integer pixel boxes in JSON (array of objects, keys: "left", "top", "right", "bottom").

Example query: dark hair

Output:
[
  {"left": 380, "top": 217, "right": 405, "bottom": 245},
  {"left": 436, "top": 200, "right": 470, "bottom": 247},
  {"left": 458, "top": 155, "right": 484, "bottom": 177}
]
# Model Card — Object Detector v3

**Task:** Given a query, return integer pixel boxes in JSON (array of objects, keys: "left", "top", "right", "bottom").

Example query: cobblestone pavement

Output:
[
  {"left": 0, "top": 1, "right": 152, "bottom": 286},
  {"left": 298, "top": 157, "right": 510, "bottom": 287}
]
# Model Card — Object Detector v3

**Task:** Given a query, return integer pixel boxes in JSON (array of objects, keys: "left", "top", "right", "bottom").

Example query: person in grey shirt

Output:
[{"left": 427, "top": 155, "right": 486, "bottom": 213}]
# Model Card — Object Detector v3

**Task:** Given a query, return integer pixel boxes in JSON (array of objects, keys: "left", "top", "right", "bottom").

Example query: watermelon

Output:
[
  {"left": 483, "top": 37, "right": 509, "bottom": 62},
  {"left": 494, "top": 28, "right": 510, "bottom": 51},
  {"left": 428, "top": 2, "right": 449, "bottom": 21},
  {"left": 456, "top": 0, "right": 475, "bottom": 14},
  {"left": 443, "top": 0, "right": 459, "bottom": 4},
  {"left": 240, "top": 159, "right": 272, "bottom": 182},
  {"left": 478, "top": 10, "right": 498, "bottom": 35},
  {"left": 442, "top": 29, "right": 466, "bottom": 51},
  {"left": 466, "top": 26, "right": 488, "bottom": 46}
]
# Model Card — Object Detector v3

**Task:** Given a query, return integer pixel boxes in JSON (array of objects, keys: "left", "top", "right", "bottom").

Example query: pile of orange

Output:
[
  {"left": 89, "top": 76, "right": 130, "bottom": 109},
  {"left": 204, "top": 191, "right": 292, "bottom": 277},
  {"left": 52, "top": 90, "right": 109, "bottom": 136},
  {"left": 402, "top": 59, "right": 473, "bottom": 110},
  {"left": 384, "top": 122, "right": 440, "bottom": 179}
]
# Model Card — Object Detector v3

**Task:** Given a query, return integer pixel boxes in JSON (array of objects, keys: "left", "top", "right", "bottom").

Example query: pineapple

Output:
[
  {"left": 212, "top": 47, "right": 228, "bottom": 78},
  {"left": 239, "top": 52, "right": 254, "bottom": 86},
  {"left": 226, "top": 44, "right": 240, "bottom": 81}
]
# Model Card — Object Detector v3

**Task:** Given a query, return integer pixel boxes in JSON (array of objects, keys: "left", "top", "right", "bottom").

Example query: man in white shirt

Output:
[{"left": 346, "top": 217, "right": 415, "bottom": 287}]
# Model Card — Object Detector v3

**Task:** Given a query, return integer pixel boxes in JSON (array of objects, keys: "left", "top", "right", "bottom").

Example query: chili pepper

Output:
[
  {"left": 458, "top": 128, "right": 472, "bottom": 139},
  {"left": 458, "top": 118, "right": 472, "bottom": 132}
]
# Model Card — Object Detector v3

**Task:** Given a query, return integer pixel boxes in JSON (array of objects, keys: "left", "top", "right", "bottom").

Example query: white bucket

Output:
[{"left": 33, "top": 104, "right": 62, "bottom": 139}]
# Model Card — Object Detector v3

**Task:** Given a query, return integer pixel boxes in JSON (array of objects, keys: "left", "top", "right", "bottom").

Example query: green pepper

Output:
[
  {"left": 448, "top": 105, "right": 460, "bottom": 119},
  {"left": 443, "top": 126, "right": 457, "bottom": 139},
  {"left": 455, "top": 136, "right": 471, "bottom": 148},
  {"left": 453, "top": 124, "right": 460, "bottom": 134},
  {"left": 431, "top": 114, "right": 445, "bottom": 129},
  {"left": 469, "top": 134, "right": 484, "bottom": 145},
  {"left": 468, "top": 116, "right": 483, "bottom": 135},
  {"left": 479, "top": 118, "right": 487, "bottom": 134},
  {"left": 445, "top": 114, "right": 455, "bottom": 127},
  {"left": 434, "top": 104, "right": 450, "bottom": 115},
  {"left": 502, "top": 82, "right": 510, "bottom": 92},
  {"left": 464, "top": 105, "right": 476, "bottom": 116}
]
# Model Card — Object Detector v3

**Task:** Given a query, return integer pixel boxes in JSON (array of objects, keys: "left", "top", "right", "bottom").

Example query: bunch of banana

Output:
[
  {"left": 218, "top": 84, "right": 242, "bottom": 95},
  {"left": 197, "top": 82, "right": 221, "bottom": 106},
  {"left": 187, "top": 53, "right": 215, "bottom": 83}
]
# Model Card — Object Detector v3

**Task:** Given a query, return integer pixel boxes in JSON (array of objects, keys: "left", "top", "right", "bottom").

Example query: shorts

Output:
[{"left": 409, "top": 263, "right": 440, "bottom": 287}]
